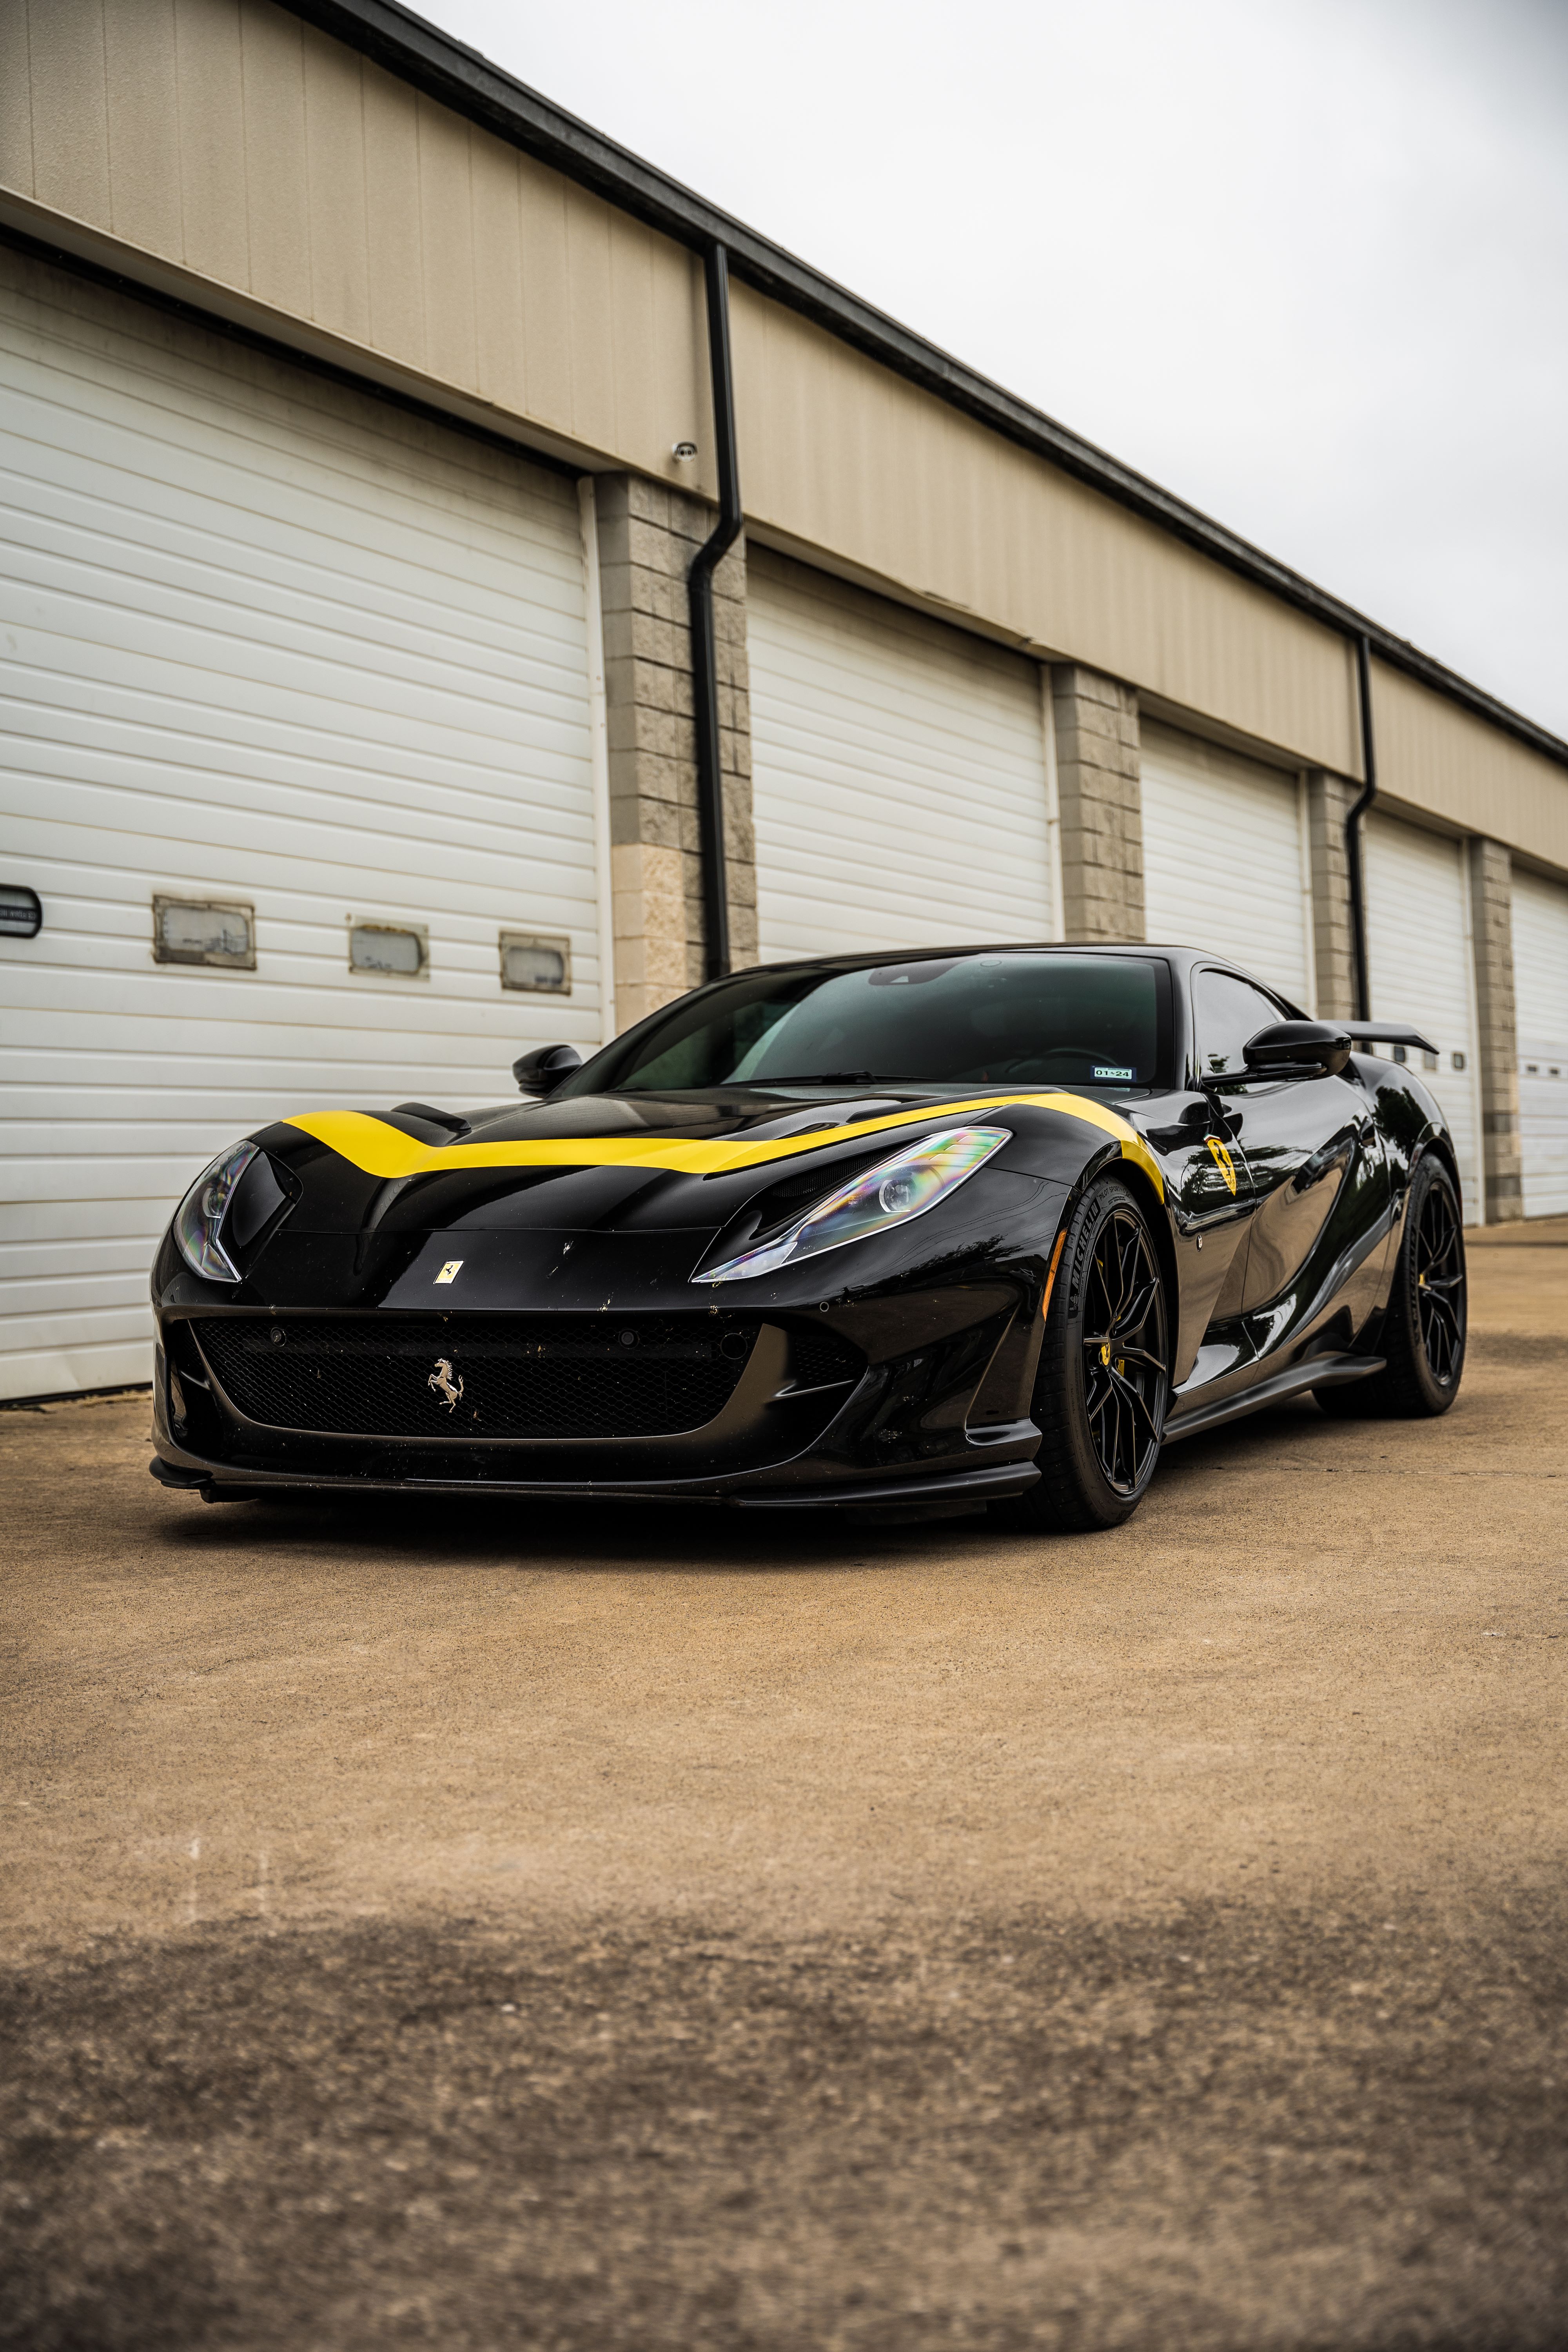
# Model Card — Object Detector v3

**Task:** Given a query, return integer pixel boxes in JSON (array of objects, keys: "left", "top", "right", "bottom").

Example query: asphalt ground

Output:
[{"left": 4, "top": 1220, "right": 1566, "bottom": 2351}]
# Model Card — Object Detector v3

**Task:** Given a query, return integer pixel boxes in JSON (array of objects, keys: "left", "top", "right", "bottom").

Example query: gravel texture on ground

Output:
[{"left": 3, "top": 1224, "right": 1566, "bottom": 2348}]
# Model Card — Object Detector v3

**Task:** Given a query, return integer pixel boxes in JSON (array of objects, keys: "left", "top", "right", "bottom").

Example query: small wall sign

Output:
[
  {"left": 153, "top": 895, "right": 256, "bottom": 968},
  {"left": 499, "top": 931, "right": 571, "bottom": 995}
]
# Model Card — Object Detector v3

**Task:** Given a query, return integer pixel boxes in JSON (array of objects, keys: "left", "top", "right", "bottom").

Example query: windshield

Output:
[{"left": 566, "top": 953, "right": 1167, "bottom": 1095}]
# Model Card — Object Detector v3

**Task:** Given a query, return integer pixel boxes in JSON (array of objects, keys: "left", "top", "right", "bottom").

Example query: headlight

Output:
[
  {"left": 696, "top": 1125, "right": 1010, "bottom": 1285},
  {"left": 173, "top": 1142, "right": 261, "bottom": 1283}
]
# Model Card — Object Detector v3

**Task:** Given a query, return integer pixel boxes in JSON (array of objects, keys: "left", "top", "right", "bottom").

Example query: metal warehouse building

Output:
[{"left": 2, "top": 0, "right": 1566, "bottom": 1401}]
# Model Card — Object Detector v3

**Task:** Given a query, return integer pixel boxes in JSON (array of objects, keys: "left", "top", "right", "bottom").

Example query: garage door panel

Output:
[
  {"left": 0, "top": 250, "right": 602, "bottom": 1398},
  {"left": 7, "top": 1339, "right": 155, "bottom": 1400},
  {"left": 1141, "top": 722, "right": 1313, "bottom": 1006},
  {"left": 3, "top": 326, "right": 586, "bottom": 614},
  {"left": 0, "top": 495, "right": 591, "bottom": 691},
  {"left": 3, "top": 596, "right": 592, "bottom": 770},
  {"left": 1512, "top": 869, "right": 1568, "bottom": 1218},
  {"left": 1365, "top": 813, "right": 1482, "bottom": 1214},
  {"left": 1, "top": 697, "right": 596, "bottom": 838},
  {"left": 749, "top": 550, "right": 1055, "bottom": 963},
  {"left": 3, "top": 771, "right": 598, "bottom": 904}
]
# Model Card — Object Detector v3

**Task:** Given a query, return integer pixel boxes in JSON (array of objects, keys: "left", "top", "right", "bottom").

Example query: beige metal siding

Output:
[
  {"left": 1370, "top": 657, "right": 1568, "bottom": 880},
  {"left": 734, "top": 291, "right": 1363, "bottom": 782},
  {"left": 0, "top": 0, "right": 713, "bottom": 492},
  {"left": 2, "top": 0, "right": 1566, "bottom": 877}
]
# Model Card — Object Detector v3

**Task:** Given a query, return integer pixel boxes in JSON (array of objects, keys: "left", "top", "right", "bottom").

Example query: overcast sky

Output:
[{"left": 422, "top": 0, "right": 1568, "bottom": 740}]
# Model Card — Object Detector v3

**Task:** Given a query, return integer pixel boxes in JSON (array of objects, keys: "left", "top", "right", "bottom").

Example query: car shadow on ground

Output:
[{"left": 151, "top": 1393, "right": 1354, "bottom": 1579}]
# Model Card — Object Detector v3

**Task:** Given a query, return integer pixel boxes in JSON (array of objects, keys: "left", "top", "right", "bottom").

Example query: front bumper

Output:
[
  {"left": 151, "top": 1286, "right": 1048, "bottom": 1511},
  {"left": 150, "top": 1169, "right": 1066, "bottom": 1508}
]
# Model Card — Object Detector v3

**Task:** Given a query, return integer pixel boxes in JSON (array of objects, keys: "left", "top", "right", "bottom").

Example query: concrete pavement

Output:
[{"left": 3, "top": 1223, "right": 1566, "bottom": 2349}]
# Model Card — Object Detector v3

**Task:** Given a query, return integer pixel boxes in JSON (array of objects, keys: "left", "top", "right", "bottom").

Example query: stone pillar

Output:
[
  {"left": 1049, "top": 666, "right": 1144, "bottom": 942},
  {"left": 594, "top": 475, "right": 756, "bottom": 1031},
  {"left": 1467, "top": 837, "right": 1523, "bottom": 1223},
  {"left": 1304, "top": 770, "right": 1357, "bottom": 1020}
]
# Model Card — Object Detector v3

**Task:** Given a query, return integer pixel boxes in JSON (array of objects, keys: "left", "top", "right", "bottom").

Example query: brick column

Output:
[
  {"left": 594, "top": 476, "right": 756, "bottom": 1031},
  {"left": 1049, "top": 667, "right": 1143, "bottom": 942},
  {"left": 1304, "top": 770, "right": 1357, "bottom": 1020},
  {"left": 1467, "top": 837, "right": 1523, "bottom": 1223}
]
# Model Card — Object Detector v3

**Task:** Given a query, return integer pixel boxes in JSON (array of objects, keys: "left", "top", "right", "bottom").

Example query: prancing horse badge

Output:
[{"left": 428, "top": 1357, "right": 464, "bottom": 1411}]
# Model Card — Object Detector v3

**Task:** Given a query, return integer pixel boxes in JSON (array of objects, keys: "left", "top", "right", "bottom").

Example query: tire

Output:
[
  {"left": 998, "top": 1175, "right": 1170, "bottom": 1532},
  {"left": 1316, "top": 1152, "right": 1466, "bottom": 1420}
]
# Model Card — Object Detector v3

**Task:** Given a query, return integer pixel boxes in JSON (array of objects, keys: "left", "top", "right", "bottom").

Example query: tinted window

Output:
[
  {"left": 1194, "top": 968, "right": 1291, "bottom": 1080},
  {"left": 567, "top": 954, "right": 1166, "bottom": 1094}
]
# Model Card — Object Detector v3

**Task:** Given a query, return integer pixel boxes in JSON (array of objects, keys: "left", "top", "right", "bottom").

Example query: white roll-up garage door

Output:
[
  {"left": 1140, "top": 722, "right": 1314, "bottom": 1007},
  {"left": 1512, "top": 868, "right": 1568, "bottom": 1218},
  {"left": 1364, "top": 813, "right": 1483, "bottom": 1215},
  {"left": 746, "top": 548, "right": 1056, "bottom": 963},
  {"left": 0, "top": 250, "right": 602, "bottom": 1400}
]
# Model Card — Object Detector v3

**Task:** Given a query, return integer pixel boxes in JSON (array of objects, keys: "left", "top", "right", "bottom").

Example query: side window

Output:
[{"left": 1194, "top": 969, "right": 1289, "bottom": 1080}]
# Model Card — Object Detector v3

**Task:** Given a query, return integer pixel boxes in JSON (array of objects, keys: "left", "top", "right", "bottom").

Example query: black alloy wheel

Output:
[
  {"left": 1317, "top": 1151, "right": 1466, "bottom": 1419},
  {"left": 1081, "top": 1203, "right": 1168, "bottom": 1495},
  {"left": 999, "top": 1174, "right": 1170, "bottom": 1533},
  {"left": 1414, "top": 1167, "right": 1465, "bottom": 1385}
]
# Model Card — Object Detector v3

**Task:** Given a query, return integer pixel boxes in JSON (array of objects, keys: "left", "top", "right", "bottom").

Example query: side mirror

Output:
[
  {"left": 513, "top": 1042, "right": 583, "bottom": 1096},
  {"left": 1243, "top": 1020, "right": 1352, "bottom": 1079}
]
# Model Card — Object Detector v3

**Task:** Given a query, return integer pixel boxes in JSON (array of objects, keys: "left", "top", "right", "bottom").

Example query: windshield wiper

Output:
[{"left": 751, "top": 1071, "right": 902, "bottom": 1086}]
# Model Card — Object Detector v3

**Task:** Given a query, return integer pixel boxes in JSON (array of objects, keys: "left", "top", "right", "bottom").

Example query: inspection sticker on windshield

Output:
[{"left": 1093, "top": 1065, "right": 1134, "bottom": 1081}]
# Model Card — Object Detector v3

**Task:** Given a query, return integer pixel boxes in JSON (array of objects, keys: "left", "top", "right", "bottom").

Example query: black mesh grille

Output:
[{"left": 195, "top": 1314, "right": 760, "bottom": 1441}]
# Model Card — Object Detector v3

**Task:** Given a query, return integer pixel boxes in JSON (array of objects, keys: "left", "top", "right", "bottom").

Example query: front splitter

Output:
[{"left": 149, "top": 1454, "right": 1040, "bottom": 1512}]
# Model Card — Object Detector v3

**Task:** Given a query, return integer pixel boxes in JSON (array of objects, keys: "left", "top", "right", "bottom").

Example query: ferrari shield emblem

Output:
[
  {"left": 1206, "top": 1137, "right": 1238, "bottom": 1196},
  {"left": 434, "top": 1259, "right": 464, "bottom": 1285},
  {"left": 428, "top": 1357, "right": 464, "bottom": 1410}
]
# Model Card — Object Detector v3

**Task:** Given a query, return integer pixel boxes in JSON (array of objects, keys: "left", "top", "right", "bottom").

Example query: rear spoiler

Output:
[{"left": 1340, "top": 1021, "right": 1439, "bottom": 1056}]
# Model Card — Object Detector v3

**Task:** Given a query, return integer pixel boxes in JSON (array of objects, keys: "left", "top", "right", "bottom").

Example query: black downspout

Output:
[
  {"left": 689, "top": 243, "right": 743, "bottom": 982},
  {"left": 1345, "top": 632, "right": 1378, "bottom": 1022}
]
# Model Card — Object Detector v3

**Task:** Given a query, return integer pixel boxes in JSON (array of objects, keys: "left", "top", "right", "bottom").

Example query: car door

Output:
[
  {"left": 1151, "top": 1086, "right": 1255, "bottom": 1387},
  {"left": 1191, "top": 967, "right": 1376, "bottom": 1317}
]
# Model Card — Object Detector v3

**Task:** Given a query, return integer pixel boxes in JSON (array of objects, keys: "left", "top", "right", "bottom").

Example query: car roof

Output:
[{"left": 741, "top": 942, "right": 1238, "bottom": 980}]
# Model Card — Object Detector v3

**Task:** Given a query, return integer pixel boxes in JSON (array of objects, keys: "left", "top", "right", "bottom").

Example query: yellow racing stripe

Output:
[{"left": 283, "top": 1093, "right": 1164, "bottom": 1198}]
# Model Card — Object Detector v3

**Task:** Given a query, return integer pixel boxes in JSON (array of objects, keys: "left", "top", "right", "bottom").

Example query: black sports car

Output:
[{"left": 150, "top": 944, "right": 1467, "bottom": 1530}]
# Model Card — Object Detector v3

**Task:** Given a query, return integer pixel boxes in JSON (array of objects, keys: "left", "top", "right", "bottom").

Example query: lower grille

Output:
[{"left": 195, "top": 1313, "right": 762, "bottom": 1441}]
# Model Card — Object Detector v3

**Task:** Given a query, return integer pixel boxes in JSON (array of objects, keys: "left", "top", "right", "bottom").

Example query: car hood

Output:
[
  {"left": 260, "top": 1083, "right": 1161, "bottom": 1235},
  {"left": 171, "top": 1083, "right": 1161, "bottom": 1314}
]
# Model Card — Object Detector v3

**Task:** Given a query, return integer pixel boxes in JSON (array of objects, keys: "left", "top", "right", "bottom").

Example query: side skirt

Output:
[{"left": 1161, "top": 1352, "right": 1386, "bottom": 1445}]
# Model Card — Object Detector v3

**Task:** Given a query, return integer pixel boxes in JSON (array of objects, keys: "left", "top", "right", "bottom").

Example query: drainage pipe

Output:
[
  {"left": 1345, "top": 632, "right": 1378, "bottom": 1022},
  {"left": 688, "top": 242, "right": 743, "bottom": 981}
]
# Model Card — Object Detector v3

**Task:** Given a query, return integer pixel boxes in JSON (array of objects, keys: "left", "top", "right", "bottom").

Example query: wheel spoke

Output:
[
  {"left": 1109, "top": 1276, "right": 1159, "bottom": 1340},
  {"left": 1413, "top": 1176, "right": 1465, "bottom": 1384},
  {"left": 1109, "top": 1366, "right": 1161, "bottom": 1447}
]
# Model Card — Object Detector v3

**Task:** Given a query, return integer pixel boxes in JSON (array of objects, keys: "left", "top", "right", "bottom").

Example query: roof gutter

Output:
[{"left": 289, "top": 0, "right": 1568, "bottom": 777}]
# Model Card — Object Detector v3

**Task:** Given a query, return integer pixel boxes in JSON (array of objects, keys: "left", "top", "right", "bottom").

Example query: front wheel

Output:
[
  {"left": 1316, "top": 1151, "right": 1466, "bottom": 1419},
  {"left": 998, "top": 1175, "right": 1169, "bottom": 1533}
]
